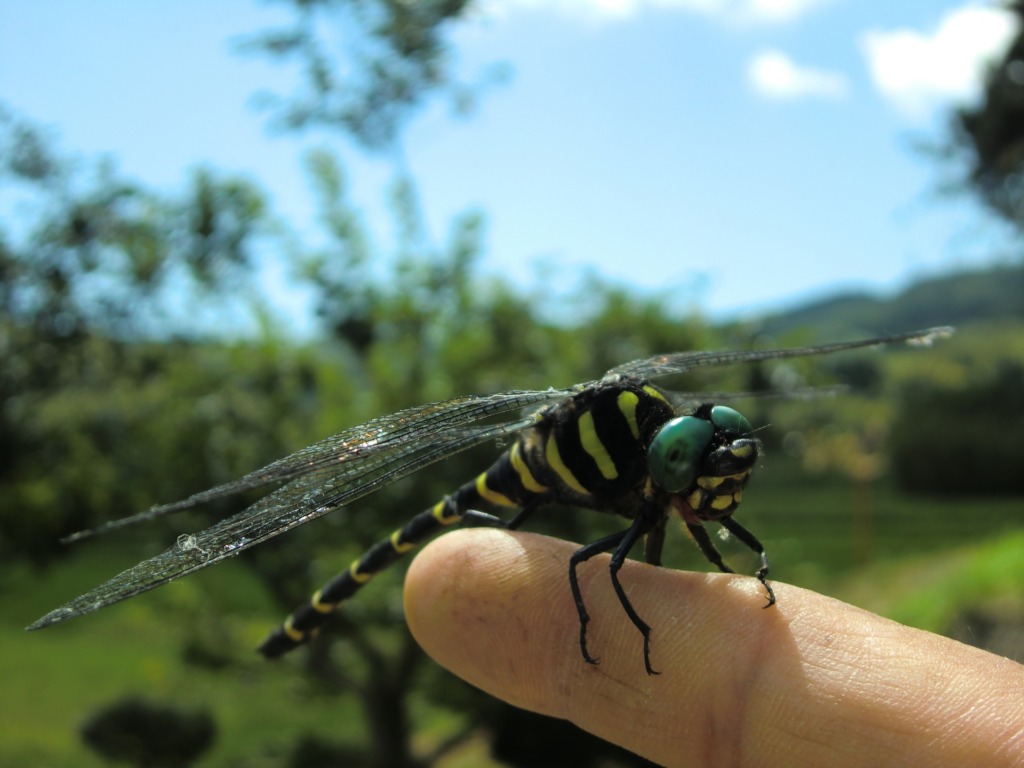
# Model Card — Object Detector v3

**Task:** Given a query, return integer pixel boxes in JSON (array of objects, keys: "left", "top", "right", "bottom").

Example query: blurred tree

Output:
[
  {"left": 81, "top": 697, "right": 215, "bottom": 768},
  {"left": 219, "top": 144, "right": 711, "bottom": 767},
  {"left": 0, "top": 105, "right": 266, "bottom": 340},
  {"left": 890, "top": 361, "right": 1024, "bottom": 495},
  {"left": 238, "top": 0, "right": 492, "bottom": 150},
  {"left": 241, "top": 147, "right": 561, "bottom": 768},
  {"left": 953, "top": 1, "right": 1024, "bottom": 236},
  {"left": 0, "top": 107, "right": 278, "bottom": 563}
]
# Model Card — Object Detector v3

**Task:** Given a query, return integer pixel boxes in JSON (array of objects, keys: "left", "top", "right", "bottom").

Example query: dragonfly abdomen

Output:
[{"left": 258, "top": 424, "right": 574, "bottom": 658}]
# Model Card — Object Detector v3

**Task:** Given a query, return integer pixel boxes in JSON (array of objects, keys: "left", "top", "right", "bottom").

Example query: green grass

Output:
[
  {"left": 734, "top": 460, "right": 1024, "bottom": 590},
  {"left": 835, "top": 529, "right": 1024, "bottom": 635},
  {"left": 2, "top": 545, "right": 400, "bottom": 767}
]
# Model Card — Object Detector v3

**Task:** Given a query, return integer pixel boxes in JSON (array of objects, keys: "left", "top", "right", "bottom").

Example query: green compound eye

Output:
[
  {"left": 709, "top": 405, "right": 752, "bottom": 436},
  {"left": 648, "top": 416, "right": 714, "bottom": 492}
]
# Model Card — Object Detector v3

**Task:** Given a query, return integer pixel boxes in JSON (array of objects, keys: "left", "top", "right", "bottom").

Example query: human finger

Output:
[{"left": 404, "top": 528, "right": 1024, "bottom": 768}]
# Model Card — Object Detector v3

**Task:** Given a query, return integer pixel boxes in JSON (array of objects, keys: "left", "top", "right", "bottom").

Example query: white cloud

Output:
[
  {"left": 861, "top": 4, "right": 1019, "bottom": 119},
  {"left": 479, "top": 0, "right": 712, "bottom": 23},
  {"left": 748, "top": 50, "right": 847, "bottom": 100},
  {"left": 487, "top": 0, "right": 832, "bottom": 24}
]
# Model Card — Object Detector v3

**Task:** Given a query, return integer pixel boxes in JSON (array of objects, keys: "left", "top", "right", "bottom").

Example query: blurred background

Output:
[{"left": 2, "top": 1, "right": 1023, "bottom": 766}]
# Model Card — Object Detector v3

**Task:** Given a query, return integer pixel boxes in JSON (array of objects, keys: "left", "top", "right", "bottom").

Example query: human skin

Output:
[{"left": 404, "top": 529, "right": 1024, "bottom": 768}]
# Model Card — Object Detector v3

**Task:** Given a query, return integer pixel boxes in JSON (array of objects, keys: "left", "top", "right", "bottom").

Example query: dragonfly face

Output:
[
  {"left": 28, "top": 326, "right": 953, "bottom": 676},
  {"left": 647, "top": 403, "right": 760, "bottom": 524},
  {"left": 685, "top": 435, "right": 759, "bottom": 522}
]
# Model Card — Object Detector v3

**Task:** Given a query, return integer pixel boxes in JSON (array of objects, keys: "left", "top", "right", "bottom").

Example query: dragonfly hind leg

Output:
[
  {"left": 461, "top": 502, "right": 540, "bottom": 531},
  {"left": 569, "top": 511, "right": 659, "bottom": 675}
]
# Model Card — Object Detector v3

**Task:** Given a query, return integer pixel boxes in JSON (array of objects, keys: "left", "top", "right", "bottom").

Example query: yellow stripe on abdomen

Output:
[
  {"left": 432, "top": 500, "right": 460, "bottom": 525},
  {"left": 310, "top": 589, "right": 337, "bottom": 614},
  {"left": 348, "top": 560, "right": 372, "bottom": 584},
  {"left": 511, "top": 442, "right": 549, "bottom": 493},
  {"left": 545, "top": 434, "right": 589, "bottom": 496},
  {"left": 282, "top": 616, "right": 306, "bottom": 642},
  {"left": 475, "top": 472, "right": 517, "bottom": 508},
  {"left": 390, "top": 529, "right": 415, "bottom": 554}
]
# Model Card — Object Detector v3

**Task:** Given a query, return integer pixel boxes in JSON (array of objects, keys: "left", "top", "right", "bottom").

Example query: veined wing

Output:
[
  {"left": 65, "top": 388, "right": 576, "bottom": 542},
  {"left": 29, "top": 388, "right": 573, "bottom": 629},
  {"left": 605, "top": 327, "right": 954, "bottom": 381}
]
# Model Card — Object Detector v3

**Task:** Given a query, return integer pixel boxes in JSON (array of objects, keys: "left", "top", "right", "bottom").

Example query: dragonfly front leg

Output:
[
  {"left": 607, "top": 512, "right": 660, "bottom": 675},
  {"left": 685, "top": 519, "right": 775, "bottom": 608},
  {"left": 720, "top": 516, "right": 775, "bottom": 607}
]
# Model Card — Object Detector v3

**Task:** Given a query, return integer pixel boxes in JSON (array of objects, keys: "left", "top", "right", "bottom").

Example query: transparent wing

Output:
[
  {"left": 29, "top": 388, "right": 574, "bottom": 629},
  {"left": 65, "top": 388, "right": 576, "bottom": 541},
  {"left": 605, "top": 326, "right": 954, "bottom": 380},
  {"left": 659, "top": 385, "right": 850, "bottom": 412}
]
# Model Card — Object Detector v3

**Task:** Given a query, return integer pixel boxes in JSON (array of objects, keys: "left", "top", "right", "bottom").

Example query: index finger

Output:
[{"left": 404, "top": 528, "right": 1024, "bottom": 768}]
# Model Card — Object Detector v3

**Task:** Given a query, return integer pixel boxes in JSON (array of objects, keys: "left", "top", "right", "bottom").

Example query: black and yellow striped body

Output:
[{"left": 259, "top": 379, "right": 682, "bottom": 657}]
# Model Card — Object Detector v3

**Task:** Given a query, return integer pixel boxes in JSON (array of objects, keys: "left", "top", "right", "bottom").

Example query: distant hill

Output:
[{"left": 747, "top": 263, "right": 1024, "bottom": 340}]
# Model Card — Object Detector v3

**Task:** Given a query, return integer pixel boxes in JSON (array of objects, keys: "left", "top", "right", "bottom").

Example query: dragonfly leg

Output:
[
  {"left": 569, "top": 529, "right": 630, "bottom": 667},
  {"left": 719, "top": 517, "right": 775, "bottom": 607},
  {"left": 460, "top": 509, "right": 506, "bottom": 526},
  {"left": 607, "top": 513, "right": 661, "bottom": 675},
  {"left": 459, "top": 500, "right": 539, "bottom": 530},
  {"left": 504, "top": 502, "right": 540, "bottom": 530},
  {"left": 569, "top": 510, "right": 659, "bottom": 674},
  {"left": 685, "top": 521, "right": 736, "bottom": 575},
  {"left": 643, "top": 515, "right": 667, "bottom": 567}
]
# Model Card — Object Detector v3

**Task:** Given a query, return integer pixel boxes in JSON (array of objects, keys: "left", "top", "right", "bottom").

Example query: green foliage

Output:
[
  {"left": 0, "top": 107, "right": 267, "bottom": 340},
  {"left": 0, "top": 109, "right": 281, "bottom": 565},
  {"left": 81, "top": 697, "right": 215, "bottom": 768},
  {"left": 837, "top": 531, "right": 1024, "bottom": 641},
  {"left": 1, "top": 113, "right": 717, "bottom": 765},
  {"left": 890, "top": 360, "right": 1024, "bottom": 495},
  {"left": 953, "top": 1, "right": 1024, "bottom": 233},
  {"left": 237, "top": 0, "right": 475, "bottom": 149},
  {"left": 5, "top": 99, "right": 1021, "bottom": 765}
]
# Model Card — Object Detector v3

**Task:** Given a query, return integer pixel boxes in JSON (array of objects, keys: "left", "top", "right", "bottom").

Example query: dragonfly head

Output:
[{"left": 647, "top": 404, "right": 759, "bottom": 521}]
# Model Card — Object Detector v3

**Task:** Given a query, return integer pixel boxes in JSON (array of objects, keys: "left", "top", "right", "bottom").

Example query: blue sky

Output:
[{"left": 1, "top": 0, "right": 1019, "bottom": 329}]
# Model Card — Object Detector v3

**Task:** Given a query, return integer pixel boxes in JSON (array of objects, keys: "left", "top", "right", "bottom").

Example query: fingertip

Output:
[{"left": 405, "top": 529, "right": 575, "bottom": 710}]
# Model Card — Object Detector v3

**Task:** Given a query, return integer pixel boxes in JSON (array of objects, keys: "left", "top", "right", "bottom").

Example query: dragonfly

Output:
[{"left": 29, "top": 327, "right": 952, "bottom": 675}]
